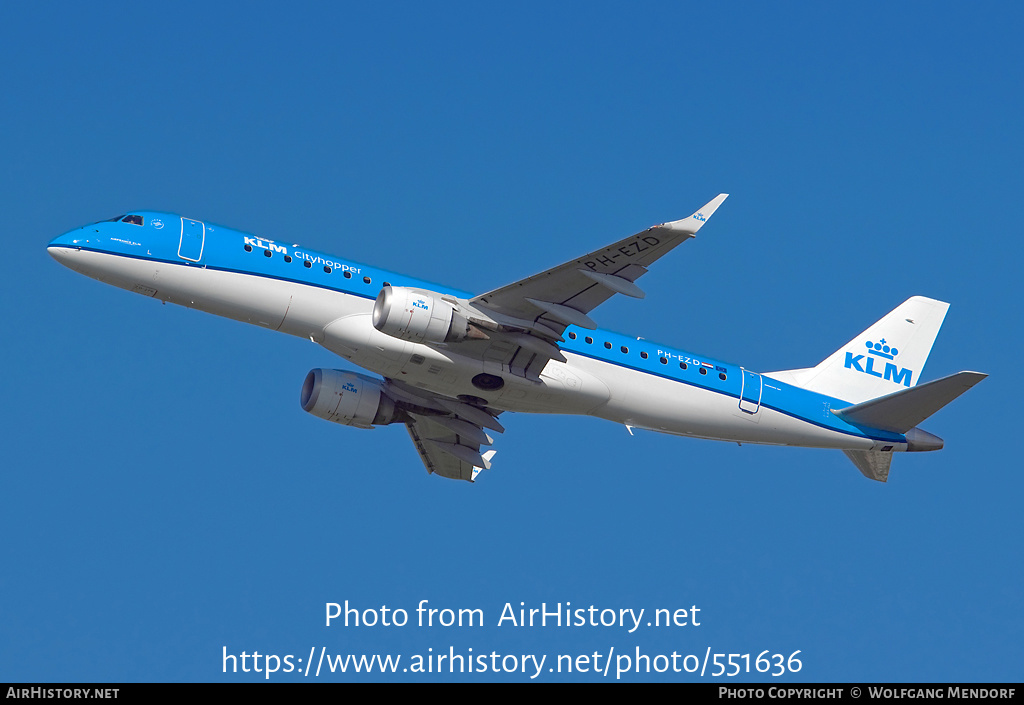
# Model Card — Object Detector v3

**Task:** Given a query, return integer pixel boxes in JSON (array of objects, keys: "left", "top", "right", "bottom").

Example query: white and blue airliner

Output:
[{"left": 48, "top": 196, "right": 984, "bottom": 482}]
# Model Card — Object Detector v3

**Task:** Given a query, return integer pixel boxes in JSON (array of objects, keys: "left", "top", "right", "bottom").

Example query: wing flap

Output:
[{"left": 405, "top": 413, "right": 497, "bottom": 482}]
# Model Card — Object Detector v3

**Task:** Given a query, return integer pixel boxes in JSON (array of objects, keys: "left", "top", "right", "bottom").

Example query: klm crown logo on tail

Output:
[{"left": 844, "top": 339, "right": 913, "bottom": 387}]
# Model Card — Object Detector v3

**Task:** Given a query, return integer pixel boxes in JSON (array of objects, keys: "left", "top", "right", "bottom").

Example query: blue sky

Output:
[{"left": 2, "top": 1, "right": 1021, "bottom": 682}]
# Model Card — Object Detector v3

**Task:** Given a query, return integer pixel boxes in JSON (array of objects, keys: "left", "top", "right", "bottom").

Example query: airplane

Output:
[{"left": 47, "top": 195, "right": 985, "bottom": 483}]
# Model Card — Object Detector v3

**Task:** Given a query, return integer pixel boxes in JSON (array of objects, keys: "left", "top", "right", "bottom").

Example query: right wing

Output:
[
  {"left": 406, "top": 415, "right": 497, "bottom": 482},
  {"left": 384, "top": 380, "right": 504, "bottom": 482}
]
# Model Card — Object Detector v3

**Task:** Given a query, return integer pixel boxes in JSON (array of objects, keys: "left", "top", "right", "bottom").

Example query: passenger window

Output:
[
  {"left": 303, "top": 260, "right": 311, "bottom": 268},
  {"left": 620, "top": 346, "right": 628, "bottom": 354},
  {"left": 568, "top": 332, "right": 577, "bottom": 340},
  {"left": 264, "top": 249, "right": 272, "bottom": 257},
  {"left": 604, "top": 342, "right": 612, "bottom": 349},
  {"left": 324, "top": 266, "right": 332, "bottom": 273},
  {"left": 679, "top": 362, "right": 687, "bottom": 370},
  {"left": 699, "top": 367, "right": 707, "bottom": 375},
  {"left": 363, "top": 276, "right": 371, "bottom": 284},
  {"left": 344, "top": 271, "right": 352, "bottom": 279},
  {"left": 585, "top": 336, "right": 593, "bottom": 344},
  {"left": 284, "top": 255, "right": 292, "bottom": 263},
  {"left": 659, "top": 357, "right": 667, "bottom": 364},
  {"left": 640, "top": 352, "right": 648, "bottom": 359},
  {"left": 244, "top": 244, "right": 252, "bottom": 252},
  {"left": 719, "top": 373, "right": 727, "bottom": 380}
]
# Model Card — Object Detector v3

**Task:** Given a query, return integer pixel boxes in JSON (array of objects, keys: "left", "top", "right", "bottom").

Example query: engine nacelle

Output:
[
  {"left": 371, "top": 286, "right": 469, "bottom": 344},
  {"left": 300, "top": 369, "right": 398, "bottom": 428}
]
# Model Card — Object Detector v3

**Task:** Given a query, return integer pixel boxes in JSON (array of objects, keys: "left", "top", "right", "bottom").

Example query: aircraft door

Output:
[
  {"left": 178, "top": 217, "right": 205, "bottom": 262},
  {"left": 739, "top": 368, "right": 762, "bottom": 414}
]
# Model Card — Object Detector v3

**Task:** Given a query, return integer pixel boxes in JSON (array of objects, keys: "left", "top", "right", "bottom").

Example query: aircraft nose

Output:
[{"left": 47, "top": 228, "right": 87, "bottom": 267}]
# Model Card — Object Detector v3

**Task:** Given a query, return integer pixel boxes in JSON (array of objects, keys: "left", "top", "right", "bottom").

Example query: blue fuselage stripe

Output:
[{"left": 563, "top": 347, "right": 899, "bottom": 442}]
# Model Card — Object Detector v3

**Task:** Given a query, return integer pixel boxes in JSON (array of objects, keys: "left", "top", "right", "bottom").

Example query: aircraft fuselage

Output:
[{"left": 47, "top": 212, "right": 905, "bottom": 458}]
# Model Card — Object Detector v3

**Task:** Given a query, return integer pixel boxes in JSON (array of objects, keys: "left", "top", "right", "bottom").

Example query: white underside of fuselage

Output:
[{"left": 52, "top": 247, "right": 881, "bottom": 452}]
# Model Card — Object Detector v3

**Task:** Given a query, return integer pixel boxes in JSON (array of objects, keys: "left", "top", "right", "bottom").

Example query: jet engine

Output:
[
  {"left": 300, "top": 369, "right": 399, "bottom": 428},
  {"left": 371, "top": 286, "right": 469, "bottom": 344}
]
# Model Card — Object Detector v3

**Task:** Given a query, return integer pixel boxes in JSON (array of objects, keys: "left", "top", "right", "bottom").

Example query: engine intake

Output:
[
  {"left": 300, "top": 369, "right": 398, "bottom": 428},
  {"left": 372, "top": 286, "right": 469, "bottom": 344}
]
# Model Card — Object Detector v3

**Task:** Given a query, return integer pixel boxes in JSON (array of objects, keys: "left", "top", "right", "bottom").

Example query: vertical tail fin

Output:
[{"left": 777, "top": 296, "right": 949, "bottom": 404}]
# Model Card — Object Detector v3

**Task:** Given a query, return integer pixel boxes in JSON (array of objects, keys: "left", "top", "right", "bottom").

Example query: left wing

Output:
[
  {"left": 462, "top": 194, "right": 728, "bottom": 379},
  {"left": 406, "top": 414, "right": 497, "bottom": 482},
  {"left": 472, "top": 194, "right": 727, "bottom": 326}
]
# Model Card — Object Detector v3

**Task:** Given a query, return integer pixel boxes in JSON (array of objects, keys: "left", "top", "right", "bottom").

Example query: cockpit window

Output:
[
  {"left": 97, "top": 215, "right": 126, "bottom": 223},
  {"left": 121, "top": 215, "right": 144, "bottom": 226}
]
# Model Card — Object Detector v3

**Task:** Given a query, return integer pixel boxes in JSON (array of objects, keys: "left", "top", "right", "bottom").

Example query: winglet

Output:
[
  {"left": 657, "top": 193, "right": 729, "bottom": 234},
  {"left": 471, "top": 450, "right": 497, "bottom": 481}
]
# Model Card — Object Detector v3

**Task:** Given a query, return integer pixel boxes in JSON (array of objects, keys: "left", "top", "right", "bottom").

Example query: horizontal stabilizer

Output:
[
  {"left": 833, "top": 371, "right": 987, "bottom": 434},
  {"left": 843, "top": 450, "right": 893, "bottom": 482}
]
